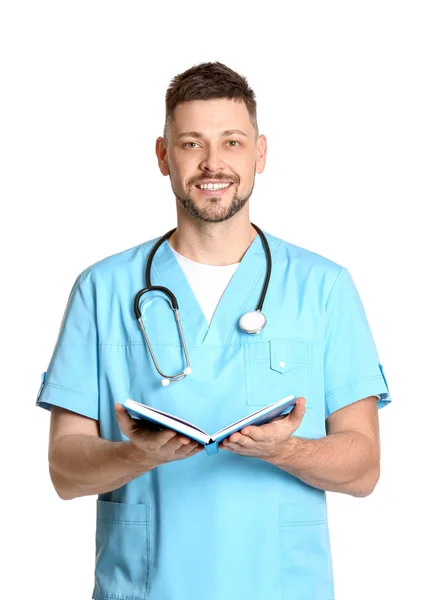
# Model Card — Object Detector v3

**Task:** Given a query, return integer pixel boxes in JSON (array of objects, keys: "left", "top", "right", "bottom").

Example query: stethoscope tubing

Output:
[
  {"left": 136, "top": 309, "right": 191, "bottom": 381},
  {"left": 251, "top": 224, "right": 272, "bottom": 312},
  {"left": 134, "top": 223, "right": 271, "bottom": 384}
]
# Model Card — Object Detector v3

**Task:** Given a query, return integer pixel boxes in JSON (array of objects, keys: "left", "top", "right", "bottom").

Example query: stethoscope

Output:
[{"left": 134, "top": 223, "right": 272, "bottom": 386}]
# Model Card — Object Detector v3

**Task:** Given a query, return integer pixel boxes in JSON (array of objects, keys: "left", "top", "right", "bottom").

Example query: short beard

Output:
[{"left": 175, "top": 182, "right": 255, "bottom": 223}]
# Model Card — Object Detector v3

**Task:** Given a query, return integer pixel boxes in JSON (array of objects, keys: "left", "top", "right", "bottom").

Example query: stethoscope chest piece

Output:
[{"left": 239, "top": 310, "right": 267, "bottom": 335}]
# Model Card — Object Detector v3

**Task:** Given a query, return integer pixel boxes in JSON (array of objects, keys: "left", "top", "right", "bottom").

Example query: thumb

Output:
[
  {"left": 114, "top": 404, "right": 135, "bottom": 437},
  {"left": 283, "top": 397, "right": 306, "bottom": 427},
  {"left": 114, "top": 403, "right": 129, "bottom": 421}
]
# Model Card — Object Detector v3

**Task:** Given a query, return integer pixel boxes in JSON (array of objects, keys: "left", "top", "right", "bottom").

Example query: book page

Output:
[
  {"left": 126, "top": 400, "right": 209, "bottom": 434},
  {"left": 210, "top": 395, "right": 296, "bottom": 441},
  {"left": 123, "top": 400, "right": 214, "bottom": 447}
]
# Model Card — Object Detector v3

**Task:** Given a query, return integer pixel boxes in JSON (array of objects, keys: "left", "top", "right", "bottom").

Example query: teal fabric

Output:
[{"left": 37, "top": 231, "right": 391, "bottom": 600}]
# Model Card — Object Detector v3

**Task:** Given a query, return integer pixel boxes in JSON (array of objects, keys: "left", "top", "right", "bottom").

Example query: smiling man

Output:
[
  {"left": 37, "top": 61, "right": 392, "bottom": 600},
  {"left": 161, "top": 100, "right": 261, "bottom": 225}
]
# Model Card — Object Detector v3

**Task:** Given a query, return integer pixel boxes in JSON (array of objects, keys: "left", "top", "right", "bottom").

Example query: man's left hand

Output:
[{"left": 220, "top": 396, "right": 306, "bottom": 460}]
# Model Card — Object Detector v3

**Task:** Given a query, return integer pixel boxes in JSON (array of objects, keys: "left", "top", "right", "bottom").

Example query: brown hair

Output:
[{"left": 163, "top": 61, "right": 258, "bottom": 142}]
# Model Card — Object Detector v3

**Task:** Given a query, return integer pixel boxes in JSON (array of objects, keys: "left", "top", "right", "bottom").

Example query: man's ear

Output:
[{"left": 156, "top": 136, "right": 170, "bottom": 175}]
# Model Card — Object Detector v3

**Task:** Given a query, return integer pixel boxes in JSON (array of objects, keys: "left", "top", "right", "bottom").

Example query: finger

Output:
[
  {"left": 115, "top": 407, "right": 177, "bottom": 444},
  {"left": 220, "top": 440, "right": 235, "bottom": 451},
  {"left": 114, "top": 404, "right": 145, "bottom": 431},
  {"left": 227, "top": 432, "right": 244, "bottom": 443},
  {"left": 297, "top": 396, "right": 307, "bottom": 408},
  {"left": 114, "top": 404, "right": 136, "bottom": 434},
  {"left": 156, "top": 427, "right": 180, "bottom": 445},
  {"left": 168, "top": 435, "right": 196, "bottom": 452},
  {"left": 283, "top": 397, "right": 306, "bottom": 427},
  {"left": 114, "top": 403, "right": 132, "bottom": 422},
  {"left": 239, "top": 425, "right": 264, "bottom": 441},
  {"left": 227, "top": 434, "right": 255, "bottom": 448},
  {"left": 184, "top": 443, "right": 203, "bottom": 456},
  {"left": 175, "top": 442, "right": 198, "bottom": 455},
  {"left": 221, "top": 441, "right": 246, "bottom": 453}
]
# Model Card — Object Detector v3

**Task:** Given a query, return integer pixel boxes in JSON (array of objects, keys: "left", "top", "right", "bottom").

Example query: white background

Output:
[{"left": 1, "top": 1, "right": 433, "bottom": 598}]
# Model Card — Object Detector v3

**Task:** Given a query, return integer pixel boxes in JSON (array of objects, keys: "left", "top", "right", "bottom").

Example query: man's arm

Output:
[
  {"left": 48, "top": 405, "right": 202, "bottom": 501},
  {"left": 48, "top": 406, "right": 158, "bottom": 500},
  {"left": 266, "top": 396, "right": 380, "bottom": 497}
]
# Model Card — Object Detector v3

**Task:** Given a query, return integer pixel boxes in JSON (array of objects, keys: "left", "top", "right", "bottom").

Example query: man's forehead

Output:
[
  {"left": 172, "top": 99, "right": 250, "bottom": 124},
  {"left": 170, "top": 100, "right": 253, "bottom": 138}
]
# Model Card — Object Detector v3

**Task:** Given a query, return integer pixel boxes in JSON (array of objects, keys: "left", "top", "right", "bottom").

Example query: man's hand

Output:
[
  {"left": 220, "top": 396, "right": 307, "bottom": 460},
  {"left": 114, "top": 404, "right": 203, "bottom": 466}
]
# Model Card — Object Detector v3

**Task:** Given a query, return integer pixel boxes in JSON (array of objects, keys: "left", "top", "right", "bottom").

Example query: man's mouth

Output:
[{"left": 194, "top": 182, "right": 234, "bottom": 196}]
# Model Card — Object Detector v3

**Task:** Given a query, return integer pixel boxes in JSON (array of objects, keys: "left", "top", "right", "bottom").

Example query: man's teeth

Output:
[{"left": 198, "top": 182, "right": 231, "bottom": 190}]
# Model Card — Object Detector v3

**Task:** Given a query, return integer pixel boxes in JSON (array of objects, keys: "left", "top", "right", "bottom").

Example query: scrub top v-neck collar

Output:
[{"left": 146, "top": 231, "right": 280, "bottom": 348}]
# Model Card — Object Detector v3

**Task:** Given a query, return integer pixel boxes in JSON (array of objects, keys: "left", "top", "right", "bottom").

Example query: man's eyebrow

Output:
[{"left": 176, "top": 129, "right": 248, "bottom": 140}]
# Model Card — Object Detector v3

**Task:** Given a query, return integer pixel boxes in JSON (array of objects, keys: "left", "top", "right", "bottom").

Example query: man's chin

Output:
[
  {"left": 176, "top": 192, "right": 250, "bottom": 224},
  {"left": 186, "top": 206, "right": 234, "bottom": 223},
  {"left": 177, "top": 198, "right": 225, "bottom": 221}
]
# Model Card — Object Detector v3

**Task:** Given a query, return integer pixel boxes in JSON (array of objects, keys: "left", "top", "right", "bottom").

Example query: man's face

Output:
[{"left": 156, "top": 99, "right": 267, "bottom": 223}]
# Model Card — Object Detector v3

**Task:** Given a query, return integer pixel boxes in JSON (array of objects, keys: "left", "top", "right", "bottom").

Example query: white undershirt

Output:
[{"left": 171, "top": 247, "right": 240, "bottom": 325}]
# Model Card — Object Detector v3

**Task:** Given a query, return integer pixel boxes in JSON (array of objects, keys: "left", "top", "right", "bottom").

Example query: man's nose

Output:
[{"left": 199, "top": 146, "right": 226, "bottom": 173}]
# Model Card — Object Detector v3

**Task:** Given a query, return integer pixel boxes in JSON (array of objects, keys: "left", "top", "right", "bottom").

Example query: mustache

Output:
[{"left": 191, "top": 177, "right": 236, "bottom": 185}]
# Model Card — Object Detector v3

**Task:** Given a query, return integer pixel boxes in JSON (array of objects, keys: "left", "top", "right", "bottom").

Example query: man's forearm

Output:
[
  {"left": 49, "top": 435, "right": 157, "bottom": 501},
  {"left": 266, "top": 430, "right": 380, "bottom": 497}
]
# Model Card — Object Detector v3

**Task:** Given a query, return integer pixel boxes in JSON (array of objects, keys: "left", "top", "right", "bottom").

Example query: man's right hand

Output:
[{"left": 114, "top": 403, "right": 204, "bottom": 466}]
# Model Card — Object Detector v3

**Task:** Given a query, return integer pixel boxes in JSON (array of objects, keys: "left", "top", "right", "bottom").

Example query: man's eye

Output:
[{"left": 183, "top": 141, "right": 241, "bottom": 149}]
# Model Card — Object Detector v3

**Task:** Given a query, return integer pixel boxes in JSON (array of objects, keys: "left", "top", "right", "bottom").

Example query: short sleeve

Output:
[
  {"left": 324, "top": 267, "right": 391, "bottom": 418},
  {"left": 36, "top": 273, "right": 99, "bottom": 420}
]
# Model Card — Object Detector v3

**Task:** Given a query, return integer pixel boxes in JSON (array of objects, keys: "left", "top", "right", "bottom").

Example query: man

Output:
[{"left": 37, "top": 61, "right": 391, "bottom": 599}]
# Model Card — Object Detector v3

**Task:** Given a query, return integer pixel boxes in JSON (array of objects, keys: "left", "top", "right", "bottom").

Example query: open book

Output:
[{"left": 122, "top": 395, "right": 296, "bottom": 456}]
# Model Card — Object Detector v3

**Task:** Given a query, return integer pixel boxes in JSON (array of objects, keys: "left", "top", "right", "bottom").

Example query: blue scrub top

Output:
[{"left": 37, "top": 231, "right": 391, "bottom": 600}]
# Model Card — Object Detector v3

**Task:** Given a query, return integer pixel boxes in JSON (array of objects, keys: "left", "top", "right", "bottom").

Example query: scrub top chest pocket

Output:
[{"left": 243, "top": 339, "right": 312, "bottom": 406}]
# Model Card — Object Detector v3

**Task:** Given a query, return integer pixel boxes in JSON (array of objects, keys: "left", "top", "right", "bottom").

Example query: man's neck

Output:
[{"left": 168, "top": 213, "right": 257, "bottom": 266}]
